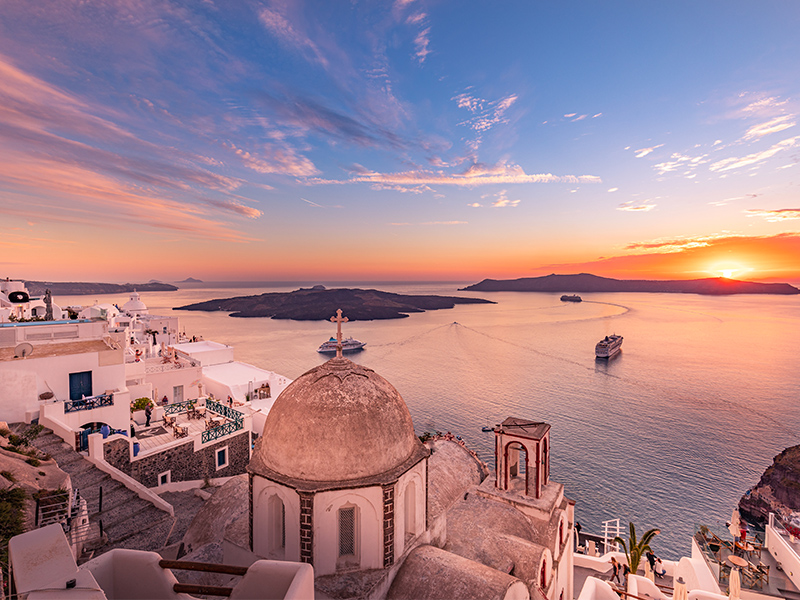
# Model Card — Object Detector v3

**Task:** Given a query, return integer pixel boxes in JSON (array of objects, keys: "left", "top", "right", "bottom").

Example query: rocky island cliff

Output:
[
  {"left": 461, "top": 273, "right": 800, "bottom": 295},
  {"left": 176, "top": 286, "right": 494, "bottom": 320},
  {"left": 24, "top": 281, "right": 178, "bottom": 296},
  {"left": 739, "top": 444, "right": 800, "bottom": 526}
]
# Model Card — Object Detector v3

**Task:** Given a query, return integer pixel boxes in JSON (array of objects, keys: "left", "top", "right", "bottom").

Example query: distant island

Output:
[
  {"left": 24, "top": 281, "right": 178, "bottom": 296},
  {"left": 177, "top": 277, "right": 203, "bottom": 283},
  {"left": 461, "top": 273, "right": 800, "bottom": 295},
  {"left": 176, "top": 287, "right": 494, "bottom": 320}
]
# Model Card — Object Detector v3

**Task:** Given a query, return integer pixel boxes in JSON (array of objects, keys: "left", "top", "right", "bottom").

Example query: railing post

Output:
[{"left": 99, "top": 486, "right": 103, "bottom": 513}]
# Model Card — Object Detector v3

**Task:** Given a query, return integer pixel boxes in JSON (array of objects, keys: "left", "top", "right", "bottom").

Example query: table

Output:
[{"left": 728, "top": 555, "right": 748, "bottom": 569}]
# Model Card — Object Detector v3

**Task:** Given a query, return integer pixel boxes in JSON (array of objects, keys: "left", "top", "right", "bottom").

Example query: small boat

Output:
[
  {"left": 595, "top": 334, "right": 623, "bottom": 359},
  {"left": 481, "top": 426, "right": 495, "bottom": 432},
  {"left": 560, "top": 294, "right": 582, "bottom": 302},
  {"left": 317, "top": 336, "right": 366, "bottom": 354}
]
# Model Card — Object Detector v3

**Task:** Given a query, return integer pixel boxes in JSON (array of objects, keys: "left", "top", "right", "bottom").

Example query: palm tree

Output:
[{"left": 614, "top": 522, "right": 660, "bottom": 576}]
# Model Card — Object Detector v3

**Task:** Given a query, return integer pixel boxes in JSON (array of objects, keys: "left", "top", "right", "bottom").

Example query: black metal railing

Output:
[
  {"left": 202, "top": 419, "right": 244, "bottom": 444},
  {"left": 163, "top": 400, "right": 197, "bottom": 415},
  {"left": 206, "top": 399, "right": 243, "bottom": 422},
  {"left": 63, "top": 393, "right": 113, "bottom": 413}
]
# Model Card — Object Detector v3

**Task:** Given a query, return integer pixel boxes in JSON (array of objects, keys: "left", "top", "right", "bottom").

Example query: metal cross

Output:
[{"left": 330, "top": 309, "right": 349, "bottom": 358}]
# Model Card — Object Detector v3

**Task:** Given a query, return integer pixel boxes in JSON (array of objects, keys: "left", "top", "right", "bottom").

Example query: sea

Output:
[{"left": 58, "top": 281, "right": 800, "bottom": 559}]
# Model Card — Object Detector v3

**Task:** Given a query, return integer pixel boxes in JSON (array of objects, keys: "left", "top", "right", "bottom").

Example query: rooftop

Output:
[{"left": 0, "top": 338, "right": 113, "bottom": 361}]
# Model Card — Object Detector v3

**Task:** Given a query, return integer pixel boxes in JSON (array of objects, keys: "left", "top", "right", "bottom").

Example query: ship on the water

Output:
[
  {"left": 560, "top": 294, "right": 582, "bottom": 302},
  {"left": 595, "top": 334, "right": 623, "bottom": 359},
  {"left": 317, "top": 336, "right": 366, "bottom": 354}
]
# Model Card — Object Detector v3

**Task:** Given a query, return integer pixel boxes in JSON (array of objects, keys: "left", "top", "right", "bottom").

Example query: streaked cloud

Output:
[
  {"left": 454, "top": 92, "right": 518, "bottom": 132},
  {"left": 743, "top": 115, "right": 796, "bottom": 140},
  {"left": 745, "top": 208, "right": 800, "bottom": 222},
  {"left": 421, "top": 220, "right": 467, "bottom": 225},
  {"left": 709, "top": 136, "right": 799, "bottom": 172},
  {"left": 258, "top": 7, "right": 329, "bottom": 68},
  {"left": 414, "top": 27, "right": 432, "bottom": 63},
  {"left": 617, "top": 200, "right": 656, "bottom": 212},
  {"left": 490, "top": 190, "right": 520, "bottom": 208},
  {"left": 634, "top": 144, "right": 664, "bottom": 158},
  {"left": 313, "top": 161, "right": 600, "bottom": 187},
  {"left": 607, "top": 187, "right": 619, "bottom": 192}
]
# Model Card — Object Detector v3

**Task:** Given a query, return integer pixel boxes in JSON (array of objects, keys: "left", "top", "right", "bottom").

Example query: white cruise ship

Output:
[
  {"left": 317, "top": 336, "right": 366, "bottom": 354},
  {"left": 595, "top": 334, "right": 623, "bottom": 359}
]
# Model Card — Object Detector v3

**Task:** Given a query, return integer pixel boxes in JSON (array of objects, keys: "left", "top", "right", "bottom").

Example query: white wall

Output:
[
  {"left": 145, "top": 364, "right": 202, "bottom": 403},
  {"left": 314, "top": 486, "right": 383, "bottom": 576},
  {"left": 252, "top": 478, "right": 301, "bottom": 562},
  {"left": 394, "top": 461, "right": 426, "bottom": 558}
]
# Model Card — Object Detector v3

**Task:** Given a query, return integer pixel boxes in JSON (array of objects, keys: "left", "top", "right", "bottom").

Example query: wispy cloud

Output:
[
  {"left": 258, "top": 7, "right": 328, "bottom": 68},
  {"left": 224, "top": 141, "right": 318, "bottom": 177},
  {"left": 743, "top": 115, "right": 796, "bottom": 140},
  {"left": 709, "top": 136, "right": 799, "bottom": 172},
  {"left": 617, "top": 200, "right": 656, "bottom": 212},
  {"left": 634, "top": 144, "right": 664, "bottom": 158},
  {"left": 454, "top": 92, "right": 518, "bottom": 133},
  {"left": 313, "top": 161, "right": 600, "bottom": 187},
  {"left": 414, "top": 27, "right": 432, "bottom": 63},
  {"left": 421, "top": 220, "right": 467, "bottom": 225},
  {"left": 489, "top": 189, "right": 520, "bottom": 208},
  {"left": 745, "top": 208, "right": 800, "bottom": 222}
]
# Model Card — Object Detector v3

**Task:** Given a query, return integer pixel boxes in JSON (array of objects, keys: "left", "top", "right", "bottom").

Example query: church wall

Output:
[
  {"left": 313, "top": 486, "right": 383, "bottom": 576},
  {"left": 103, "top": 430, "right": 250, "bottom": 487},
  {"left": 252, "top": 478, "right": 300, "bottom": 562},
  {"left": 393, "top": 460, "right": 426, "bottom": 558}
]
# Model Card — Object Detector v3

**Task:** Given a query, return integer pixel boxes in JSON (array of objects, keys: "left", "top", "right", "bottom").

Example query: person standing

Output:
[
  {"left": 610, "top": 556, "right": 622, "bottom": 585},
  {"left": 145, "top": 402, "right": 153, "bottom": 427}
]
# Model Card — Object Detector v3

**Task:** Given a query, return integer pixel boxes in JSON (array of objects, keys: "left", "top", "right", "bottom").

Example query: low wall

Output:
[
  {"left": 39, "top": 408, "right": 77, "bottom": 451},
  {"left": 87, "top": 433, "right": 174, "bottom": 517}
]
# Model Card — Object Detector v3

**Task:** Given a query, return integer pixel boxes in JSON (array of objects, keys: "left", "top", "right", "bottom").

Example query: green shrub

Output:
[
  {"left": 0, "top": 472, "right": 14, "bottom": 482},
  {"left": 7, "top": 435, "right": 22, "bottom": 447},
  {"left": 131, "top": 397, "right": 152, "bottom": 412},
  {"left": 26, "top": 458, "right": 41, "bottom": 467},
  {"left": 21, "top": 424, "right": 43, "bottom": 445},
  {"left": 0, "top": 428, "right": 10, "bottom": 437}
]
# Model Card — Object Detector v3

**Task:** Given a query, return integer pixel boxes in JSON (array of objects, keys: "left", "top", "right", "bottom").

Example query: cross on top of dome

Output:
[{"left": 330, "top": 308, "right": 349, "bottom": 358}]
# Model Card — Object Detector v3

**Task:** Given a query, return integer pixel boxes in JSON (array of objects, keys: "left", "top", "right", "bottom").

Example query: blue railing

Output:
[
  {"left": 63, "top": 394, "right": 113, "bottom": 413},
  {"left": 206, "top": 399, "right": 244, "bottom": 423},
  {"left": 202, "top": 419, "right": 244, "bottom": 444}
]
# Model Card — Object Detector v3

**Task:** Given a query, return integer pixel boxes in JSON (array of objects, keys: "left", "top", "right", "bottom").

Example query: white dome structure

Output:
[
  {"left": 249, "top": 357, "right": 429, "bottom": 576},
  {"left": 122, "top": 291, "right": 148, "bottom": 315}
]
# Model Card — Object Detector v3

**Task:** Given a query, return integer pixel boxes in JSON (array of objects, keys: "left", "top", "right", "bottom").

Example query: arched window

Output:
[
  {"left": 404, "top": 481, "right": 416, "bottom": 539},
  {"left": 268, "top": 495, "right": 285, "bottom": 558},
  {"left": 559, "top": 519, "right": 564, "bottom": 547},
  {"left": 540, "top": 559, "right": 547, "bottom": 589}
]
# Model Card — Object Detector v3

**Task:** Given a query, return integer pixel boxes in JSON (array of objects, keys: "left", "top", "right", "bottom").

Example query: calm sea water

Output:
[{"left": 61, "top": 282, "right": 800, "bottom": 558}]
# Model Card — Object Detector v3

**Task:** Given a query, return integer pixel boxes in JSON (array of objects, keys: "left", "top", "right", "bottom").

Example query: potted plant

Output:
[{"left": 131, "top": 397, "right": 152, "bottom": 425}]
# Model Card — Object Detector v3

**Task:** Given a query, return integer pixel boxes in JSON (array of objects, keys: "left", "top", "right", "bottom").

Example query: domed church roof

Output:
[
  {"left": 250, "top": 357, "right": 427, "bottom": 485},
  {"left": 122, "top": 291, "right": 148, "bottom": 314}
]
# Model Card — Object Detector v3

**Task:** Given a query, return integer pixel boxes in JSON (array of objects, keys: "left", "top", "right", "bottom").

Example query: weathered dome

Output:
[{"left": 254, "top": 357, "right": 423, "bottom": 483}]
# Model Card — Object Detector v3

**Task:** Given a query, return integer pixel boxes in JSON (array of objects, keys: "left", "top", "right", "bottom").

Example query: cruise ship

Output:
[
  {"left": 595, "top": 334, "right": 623, "bottom": 359},
  {"left": 561, "top": 294, "right": 582, "bottom": 302},
  {"left": 317, "top": 336, "right": 366, "bottom": 354}
]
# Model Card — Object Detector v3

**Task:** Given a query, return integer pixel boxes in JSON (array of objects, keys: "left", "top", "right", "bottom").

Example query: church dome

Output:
[
  {"left": 255, "top": 357, "right": 423, "bottom": 483},
  {"left": 122, "top": 291, "right": 148, "bottom": 314}
]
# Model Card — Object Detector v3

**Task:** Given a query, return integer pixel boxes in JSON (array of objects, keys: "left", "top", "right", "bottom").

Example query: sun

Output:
[{"left": 721, "top": 269, "right": 734, "bottom": 278}]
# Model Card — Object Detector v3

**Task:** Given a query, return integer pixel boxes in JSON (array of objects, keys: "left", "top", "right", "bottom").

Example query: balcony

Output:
[{"left": 63, "top": 394, "right": 113, "bottom": 413}]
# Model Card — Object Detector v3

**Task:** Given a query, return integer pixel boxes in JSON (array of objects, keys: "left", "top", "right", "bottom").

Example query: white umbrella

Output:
[
  {"left": 729, "top": 567, "right": 741, "bottom": 600},
  {"left": 673, "top": 576, "right": 688, "bottom": 600},
  {"left": 728, "top": 509, "right": 741, "bottom": 539}
]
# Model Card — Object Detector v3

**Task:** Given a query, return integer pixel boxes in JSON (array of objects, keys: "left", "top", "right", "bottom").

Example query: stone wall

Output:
[{"left": 104, "top": 432, "right": 250, "bottom": 488}]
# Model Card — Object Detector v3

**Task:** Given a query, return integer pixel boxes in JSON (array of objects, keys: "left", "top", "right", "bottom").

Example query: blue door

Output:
[{"left": 69, "top": 371, "right": 93, "bottom": 400}]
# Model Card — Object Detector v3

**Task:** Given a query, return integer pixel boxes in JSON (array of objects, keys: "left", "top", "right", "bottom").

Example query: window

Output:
[
  {"left": 404, "top": 481, "right": 416, "bottom": 539},
  {"left": 158, "top": 471, "right": 171, "bottom": 486},
  {"left": 68, "top": 371, "right": 93, "bottom": 400},
  {"left": 216, "top": 446, "right": 229, "bottom": 470},
  {"left": 338, "top": 507, "right": 356, "bottom": 556},
  {"left": 173, "top": 385, "right": 184, "bottom": 403}
]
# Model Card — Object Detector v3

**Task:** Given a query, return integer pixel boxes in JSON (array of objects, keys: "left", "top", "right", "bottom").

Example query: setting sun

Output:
[{"left": 721, "top": 269, "right": 734, "bottom": 278}]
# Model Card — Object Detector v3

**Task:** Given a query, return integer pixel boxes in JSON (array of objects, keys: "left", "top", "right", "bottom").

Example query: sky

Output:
[{"left": 1, "top": 0, "right": 800, "bottom": 283}]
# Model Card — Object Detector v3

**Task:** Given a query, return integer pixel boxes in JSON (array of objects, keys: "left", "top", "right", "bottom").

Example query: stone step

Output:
[
  {"left": 103, "top": 513, "right": 175, "bottom": 553},
  {"left": 99, "top": 498, "right": 158, "bottom": 531}
]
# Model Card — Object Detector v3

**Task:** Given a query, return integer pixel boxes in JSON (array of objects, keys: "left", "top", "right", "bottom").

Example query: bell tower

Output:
[{"left": 494, "top": 418, "right": 550, "bottom": 499}]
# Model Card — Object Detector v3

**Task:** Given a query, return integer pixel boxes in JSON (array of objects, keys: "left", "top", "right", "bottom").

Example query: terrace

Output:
[
  {"left": 694, "top": 519, "right": 800, "bottom": 599},
  {"left": 135, "top": 398, "right": 246, "bottom": 454}
]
